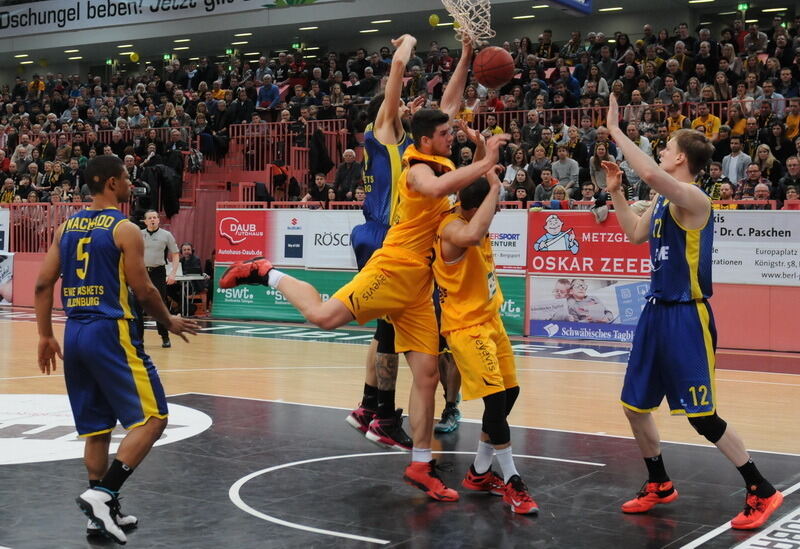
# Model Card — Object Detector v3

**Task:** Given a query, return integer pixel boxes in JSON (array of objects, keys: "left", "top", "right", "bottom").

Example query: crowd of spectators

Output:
[{"left": 2, "top": 14, "right": 800, "bottom": 211}]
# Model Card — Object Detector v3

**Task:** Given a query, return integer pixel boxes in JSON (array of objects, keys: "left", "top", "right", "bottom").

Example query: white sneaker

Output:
[
  {"left": 87, "top": 507, "right": 138, "bottom": 536},
  {"left": 76, "top": 488, "right": 127, "bottom": 544}
]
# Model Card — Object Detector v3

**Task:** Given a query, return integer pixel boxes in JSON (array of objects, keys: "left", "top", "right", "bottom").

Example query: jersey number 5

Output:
[{"left": 76, "top": 237, "right": 91, "bottom": 280}]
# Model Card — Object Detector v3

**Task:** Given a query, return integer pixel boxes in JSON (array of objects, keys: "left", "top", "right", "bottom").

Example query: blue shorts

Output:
[
  {"left": 351, "top": 221, "right": 388, "bottom": 271},
  {"left": 64, "top": 317, "right": 168, "bottom": 436},
  {"left": 621, "top": 299, "right": 717, "bottom": 417}
]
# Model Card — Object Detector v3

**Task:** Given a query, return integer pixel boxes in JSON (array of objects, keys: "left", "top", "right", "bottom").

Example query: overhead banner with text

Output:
[{"left": 0, "top": 0, "right": 349, "bottom": 38}]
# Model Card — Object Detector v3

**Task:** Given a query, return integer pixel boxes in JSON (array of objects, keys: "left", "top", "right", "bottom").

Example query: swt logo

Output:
[{"left": 219, "top": 216, "right": 263, "bottom": 245}]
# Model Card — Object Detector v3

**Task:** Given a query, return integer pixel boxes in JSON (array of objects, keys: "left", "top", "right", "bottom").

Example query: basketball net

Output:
[{"left": 441, "top": 0, "right": 495, "bottom": 43}]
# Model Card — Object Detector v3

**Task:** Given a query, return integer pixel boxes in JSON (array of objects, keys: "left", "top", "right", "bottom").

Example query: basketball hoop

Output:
[{"left": 441, "top": 0, "right": 495, "bottom": 44}]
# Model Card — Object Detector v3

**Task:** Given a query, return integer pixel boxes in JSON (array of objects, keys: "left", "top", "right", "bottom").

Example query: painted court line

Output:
[
  {"left": 229, "top": 450, "right": 604, "bottom": 545},
  {"left": 183, "top": 392, "right": 800, "bottom": 458},
  {"left": 680, "top": 481, "right": 800, "bottom": 549},
  {"left": 733, "top": 502, "right": 800, "bottom": 548}
]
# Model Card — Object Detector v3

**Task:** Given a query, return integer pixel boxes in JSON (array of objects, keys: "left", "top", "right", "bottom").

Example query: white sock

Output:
[
  {"left": 267, "top": 269, "right": 286, "bottom": 289},
  {"left": 495, "top": 447, "right": 519, "bottom": 483},
  {"left": 473, "top": 441, "right": 495, "bottom": 474},
  {"left": 411, "top": 447, "right": 432, "bottom": 464}
]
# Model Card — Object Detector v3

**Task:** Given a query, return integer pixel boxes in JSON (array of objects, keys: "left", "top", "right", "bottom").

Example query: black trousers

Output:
[{"left": 134, "top": 265, "right": 169, "bottom": 339}]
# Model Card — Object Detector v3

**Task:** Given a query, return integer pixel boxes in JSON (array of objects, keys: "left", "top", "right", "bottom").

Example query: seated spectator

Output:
[
  {"left": 711, "top": 183, "right": 738, "bottom": 210},
  {"left": 513, "top": 185, "right": 530, "bottom": 208},
  {"left": 353, "top": 186, "right": 366, "bottom": 202},
  {"left": 755, "top": 144, "right": 783, "bottom": 186},
  {"left": 0, "top": 178, "right": 14, "bottom": 203},
  {"left": 302, "top": 173, "right": 333, "bottom": 204},
  {"left": 722, "top": 136, "right": 751, "bottom": 183},
  {"left": 574, "top": 181, "right": 597, "bottom": 210},
  {"left": 702, "top": 161, "right": 731, "bottom": 199},
  {"left": 334, "top": 149, "right": 363, "bottom": 200},
  {"left": 736, "top": 163, "right": 771, "bottom": 199},
  {"left": 747, "top": 182, "right": 773, "bottom": 209},
  {"left": 782, "top": 186, "right": 800, "bottom": 209},
  {"left": 533, "top": 168, "right": 558, "bottom": 202},
  {"left": 551, "top": 145, "right": 580, "bottom": 197},
  {"left": 589, "top": 142, "right": 613, "bottom": 189},
  {"left": 526, "top": 145, "right": 552, "bottom": 185}
]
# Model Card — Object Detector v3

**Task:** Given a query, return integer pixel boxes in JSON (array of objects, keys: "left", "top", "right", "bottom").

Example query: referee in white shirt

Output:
[{"left": 138, "top": 210, "right": 180, "bottom": 348}]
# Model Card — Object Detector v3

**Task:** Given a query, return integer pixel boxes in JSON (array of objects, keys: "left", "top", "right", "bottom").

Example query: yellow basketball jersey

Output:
[
  {"left": 381, "top": 145, "right": 455, "bottom": 258},
  {"left": 433, "top": 212, "right": 504, "bottom": 333}
]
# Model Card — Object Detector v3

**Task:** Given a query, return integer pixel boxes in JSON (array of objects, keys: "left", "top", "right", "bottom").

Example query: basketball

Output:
[{"left": 472, "top": 46, "right": 515, "bottom": 89}]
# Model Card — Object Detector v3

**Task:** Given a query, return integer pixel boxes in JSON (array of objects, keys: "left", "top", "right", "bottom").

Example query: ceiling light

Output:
[
  {"left": 532, "top": 4, "right": 549, "bottom": 7},
  {"left": 145, "top": 61, "right": 152, "bottom": 64},
  {"left": 299, "top": 26, "right": 318, "bottom": 30},
  {"left": 234, "top": 32, "right": 253, "bottom": 37},
  {"left": 607, "top": 39, "right": 617, "bottom": 43},
  {"left": 174, "top": 47, "right": 190, "bottom": 50},
  {"left": 437, "top": 22, "right": 454, "bottom": 26},
  {"left": 174, "top": 38, "right": 191, "bottom": 43},
  {"left": 699, "top": 21, "right": 712, "bottom": 25},
  {"left": 116, "top": 44, "right": 133, "bottom": 48},
  {"left": 598, "top": 6, "right": 623, "bottom": 11},
  {"left": 718, "top": 10, "right": 736, "bottom": 14},
  {"left": 305, "top": 46, "right": 320, "bottom": 51},
  {"left": 20, "top": 60, "right": 34, "bottom": 65},
  {"left": 688, "top": 0, "right": 714, "bottom": 3},
  {"left": 371, "top": 19, "right": 391, "bottom": 23},
  {"left": 360, "top": 29, "right": 379, "bottom": 33},
  {"left": 744, "top": 19, "right": 758, "bottom": 23},
  {"left": 231, "top": 41, "right": 248, "bottom": 45},
  {"left": 304, "top": 54, "right": 317, "bottom": 58},
  {"left": 513, "top": 15, "right": 536, "bottom": 19},
  {"left": 64, "top": 49, "right": 79, "bottom": 53},
  {"left": 14, "top": 54, "right": 28, "bottom": 58},
  {"left": 762, "top": 7, "right": 787, "bottom": 11},
  {"left": 68, "top": 56, "right": 83, "bottom": 60},
  {"left": 275, "top": 49, "right": 288, "bottom": 53},
  {"left": 118, "top": 51, "right": 135, "bottom": 55},
  {"left": 244, "top": 52, "right": 261, "bottom": 56},
  {"left": 189, "top": 57, "right": 200, "bottom": 61}
]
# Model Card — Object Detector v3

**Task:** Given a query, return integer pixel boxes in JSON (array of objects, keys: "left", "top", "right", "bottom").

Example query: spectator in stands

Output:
[
  {"left": 334, "top": 149, "right": 363, "bottom": 200},
  {"left": 754, "top": 144, "right": 783, "bottom": 186},
  {"left": 736, "top": 163, "right": 771, "bottom": 199},
  {"left": 722, "top": 135, "right": 751, "bottom": 183},
  {"left": 526, "top": 145, "right": 552, "bottom": 184},
  {"left": 354, "top": 186, "right": 366, "bottom": 202},
  {"left": 783, "top": 186, "right": 800, "bottom": 209},
  {"left": 744, "top": 23, "right": 768, "bottom": 54},
  {"left": 533, "top": 167, "right": 558, "bottom": 202},
  {"left": 552, "top": 145, "right": 580, "bottom": 197},
  {"left": 302, "top": 173, "right": 333, "bottom": 204},
  {"left": 0, "top": 178, "right": 14, "bottom": 203},
  {"left": 691, "top": 101, "right": 721, "bottom": 142},
  {"left": 701, "top": 161, "right": 731, "bottom": 200},
  {"left": 589, "top": 142, "right": 613, "bottom": 190}
]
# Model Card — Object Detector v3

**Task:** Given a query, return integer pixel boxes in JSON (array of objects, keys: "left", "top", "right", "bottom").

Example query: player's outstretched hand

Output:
[
  {"left": 37, "top": 336, "right": 62, "bottom": 375},
  {"left": 601, "top": 160, "right": 623, "bottom": 194},
  {"left": 167, "top": 315, "right": 201, "bottom": 343},
  {"left": 392, "top": 34, "right": 416, "bottom": 49},
  {"left": 606, "top": 94, "right": 620, "bottom": 132},
  {"left": 484, "top": 133, "right": 510, "bottom": 163},
  {"left": 408, "top": 95, "right": 426, "bottom": 115}
]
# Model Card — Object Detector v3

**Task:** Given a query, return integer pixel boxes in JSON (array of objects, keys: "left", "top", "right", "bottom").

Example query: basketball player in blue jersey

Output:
[
  {"left": 34, "top": 156, "right": 199, "bottom": 544},
  {"left": 346, "top": 33, "right": 475, "bottom": 447},
  {"left": 604, "top": 94, "right": 783, "bottom": 530}
]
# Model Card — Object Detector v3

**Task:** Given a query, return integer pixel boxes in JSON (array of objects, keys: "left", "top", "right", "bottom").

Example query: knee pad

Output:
[
  {"left": 374, "top": 319, "right": 396, "bottom": 354},
  {"left": 504, "top": 386, "right": 520, "bottom": 416},
  {"left": 482, "top": 391, "right": 510, "bottom": 445},
  {"left": 688, "top": 413, "right": 727, "bottom": 444}
]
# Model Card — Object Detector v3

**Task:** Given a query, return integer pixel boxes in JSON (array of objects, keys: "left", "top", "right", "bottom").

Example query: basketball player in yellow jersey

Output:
[
  {"left": 220, "top": 109, "right": 509, "bottom": 501},
  {"left": 432, "top": 169, "right": 537, "bottom": 514}
]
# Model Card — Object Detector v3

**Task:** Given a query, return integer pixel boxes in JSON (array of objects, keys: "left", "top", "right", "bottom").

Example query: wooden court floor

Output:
[{"left": 1, "top": 310, "right": 798, "bottom": 456}]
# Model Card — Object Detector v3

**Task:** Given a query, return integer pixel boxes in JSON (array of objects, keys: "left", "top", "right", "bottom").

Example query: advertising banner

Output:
[
  {"left": 305, "top": 210, "right": 361, "bottom": 270},
  {"left": 498, "top": 275, "right": 525, "bottom": 335},
  {"left": 489, "top": 210, "right": 528, "bottom": 272},
  {"left": 213, "top": 267, "right": 374, "bottom": 327},
  {"left": 0, "top": 208, "right": 8, "bottom": 253},
  {"left": 215, "top": 209, "right": 269, "bottom": 263},
  {"left": 713, "top": 211, "right": 800, "bottom": 286},
  {"left": 0, "top": 0, "right": 349, "bottom": 39},
  {"left": 527, "top": 275, "right": 650, "bottom": 342},
  {"left": 528, "top": 211, "right": 651, "bottom": 278},
  {"left": 0, "top": 252, "right": 13, "bottom": 305},
  {"left": 266, "top": 209, "right": 308, "bottom": 268}
]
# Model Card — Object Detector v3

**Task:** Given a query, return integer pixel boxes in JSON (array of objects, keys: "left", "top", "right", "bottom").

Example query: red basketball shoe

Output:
[
  {"left": 731, "top": 490, "right": 784, "bottom": 530},
  {"left": 219, "top": 257, "right": 273, "bottom": 289},
  {"left": 621, "top": 481, "right": 678, "bottom": 513}
]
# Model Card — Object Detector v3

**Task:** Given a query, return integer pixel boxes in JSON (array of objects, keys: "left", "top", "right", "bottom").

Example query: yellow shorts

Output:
[
  {"left": 332, "top": 247, "right": 438, "bottom": 355},
  {"left": 444, "top": 315, "right": 518, "bottom": 401}
]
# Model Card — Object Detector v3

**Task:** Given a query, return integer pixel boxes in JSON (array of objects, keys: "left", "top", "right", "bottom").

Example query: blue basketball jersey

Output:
[
  {"left": 60, "top": 208, "right": 134, "bottom": 320},
  {"left": 361, "top": 124, "right": 413, "bottom": 226},
  {"left": 648, "top": 194, "right": 713, "bottom": 302}
]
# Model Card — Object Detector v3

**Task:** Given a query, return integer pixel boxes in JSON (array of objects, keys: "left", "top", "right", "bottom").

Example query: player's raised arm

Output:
[
  {"left": 603, "top": 161, "right": 655, "bottom": 245},
  {"left": 440, "top": 36, "right": 473, "bottom": 121},
  {"left": 374, "top": 34, "right": 417, "bottom": 143},
  {"left": 442, "top": 167, "right": 501, "bottom": 251},
  {"left": 34, "top": 224, "right": 65, "bottom": 374},
  {"left": 115, "top": 221, "right": 199, "bottom": 341},
  {"left": 409, "top": 133, "right": 508, "bottom": 197},
  {"left": 606, "top": 94, "right": 709, "bottom": 215}
]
